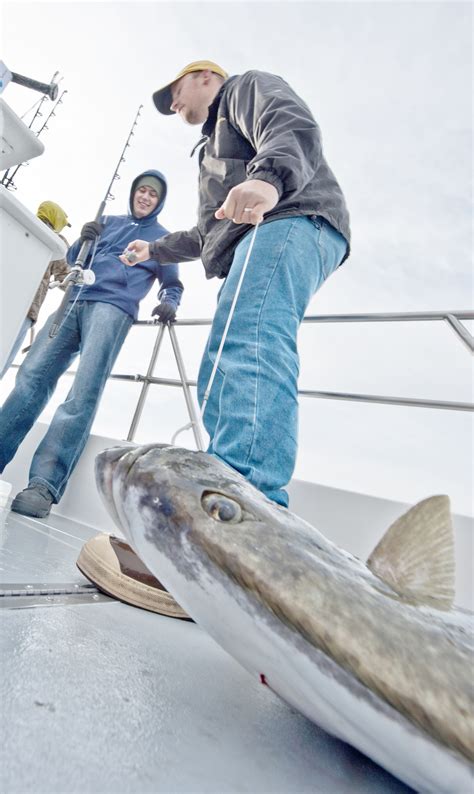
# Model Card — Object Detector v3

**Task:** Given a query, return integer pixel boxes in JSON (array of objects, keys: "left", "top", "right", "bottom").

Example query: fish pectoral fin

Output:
[{"left": 366, "top": 495, "right": 455, "bottom": 609}]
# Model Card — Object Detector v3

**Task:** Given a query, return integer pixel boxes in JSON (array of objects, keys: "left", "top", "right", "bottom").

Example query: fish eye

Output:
[{"left": 201, "top": 492, "right": 242, "bottom": 523}]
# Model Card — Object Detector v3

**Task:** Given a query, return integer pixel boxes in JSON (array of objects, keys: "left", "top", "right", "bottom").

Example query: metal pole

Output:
[
  {"left": 445, "top": 315, "right": 474, "bottom": 354},
  {"left": 168, "top": 324, "right": 205, "bottom": 451},
  {"left": 301, "top": 311, "right": 474, "bottom": 323},
  {"left": 298, "top": 389, "right": 474, "bottom": 412},
  {"left": 127, "top": 323, "right": 166, "bottom": 441},
  {"left": 10, "top": 70, "right": 58, "bottom": 100}
]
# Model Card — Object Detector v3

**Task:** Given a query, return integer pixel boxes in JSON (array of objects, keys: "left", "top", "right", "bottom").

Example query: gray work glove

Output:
[
  {"left": 151, "top": 302, "right": 176, "bottom": 324},
  {"left": 79, "top": 221, "right": 103, "bottom": 244}
]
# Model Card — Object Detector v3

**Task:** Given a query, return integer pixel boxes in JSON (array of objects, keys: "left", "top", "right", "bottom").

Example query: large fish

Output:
[{"left": 95, "top": 443, "right": 474, "bottom": 793}]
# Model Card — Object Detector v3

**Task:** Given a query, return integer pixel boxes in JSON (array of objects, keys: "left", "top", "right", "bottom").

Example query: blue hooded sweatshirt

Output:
[{"left": 67, "top": 170, "right": 183, "bottom": 321}]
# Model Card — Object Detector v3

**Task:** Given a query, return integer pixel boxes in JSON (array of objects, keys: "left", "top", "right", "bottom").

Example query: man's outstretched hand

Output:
[
  {"left": 119, "top": 240, "right": 150, "bottom": 266},
  {"left": 215, "top": 179, "right": 279, "bottom": 225}
]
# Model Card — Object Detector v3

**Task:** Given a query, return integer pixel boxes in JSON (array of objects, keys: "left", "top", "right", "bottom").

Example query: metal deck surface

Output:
[{"left": 0, "top": 502, "right": 413, "bottom": 794}]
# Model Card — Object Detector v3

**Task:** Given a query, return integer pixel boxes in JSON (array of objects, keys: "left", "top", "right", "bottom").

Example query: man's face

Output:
[
  {"left": 133, "top": 185, "right": 160, "bottom": 218},
  {"left": 170, "top": 72, "right": 213, "bottom": 125}
]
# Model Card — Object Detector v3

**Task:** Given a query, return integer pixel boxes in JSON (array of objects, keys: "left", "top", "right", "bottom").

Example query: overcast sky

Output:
[{"left": 1, "top": 1, "right": 472, "bottom": 515}]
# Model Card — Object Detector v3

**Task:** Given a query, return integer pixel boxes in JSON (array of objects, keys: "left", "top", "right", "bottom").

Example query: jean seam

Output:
[
  {"left": 318, "top": 223, "right": 329, "bottom": 279},
  {"left": 14, "top": 328, "right": 70, "bottom": 426},
  {"left": 3, "top": 313, "right": 78, "bottom": 470},
  {"left": 29, "top": 476, "right": 59, "bottom": 501},
  {"left": 244, "top": 217, "right": 299, "bottom": 471}
]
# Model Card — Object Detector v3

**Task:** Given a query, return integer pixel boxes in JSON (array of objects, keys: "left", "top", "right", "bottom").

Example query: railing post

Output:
[
  {"left": 168, "top": 324, "right": 205, "bottom": 451},
  {"left": 127, "top": 323, "right": 166, "bottom": 441},
  {"left": 445, "top": 315, "right": 474, "bottom": 354}
]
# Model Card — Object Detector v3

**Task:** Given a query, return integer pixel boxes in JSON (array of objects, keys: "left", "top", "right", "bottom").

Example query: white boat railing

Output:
[
  {"left": 121, "top": 309, "right": 473, "bottom": 446},
  {"left": 9, "top": 309, "right": 473, "bottom": 451}
]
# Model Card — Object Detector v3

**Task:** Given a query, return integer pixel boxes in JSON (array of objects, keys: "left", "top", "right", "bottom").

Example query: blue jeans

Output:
[
  {"left": 197, "top": 216, "right": 348, "bottom": 507},
  {"left": 0, "top": 301, "right": 133, "bottom": 501},
  {"left": 0, "top": 315, "right": 33, "bottom": 379}
]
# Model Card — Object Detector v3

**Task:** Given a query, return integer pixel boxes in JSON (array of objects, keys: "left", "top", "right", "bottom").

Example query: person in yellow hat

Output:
[
  {"left": 0, "top": 201, "right": 71, "bottom": 379},
  {"left": 36, "top": 200, "right": 71, "bottom": 233}
]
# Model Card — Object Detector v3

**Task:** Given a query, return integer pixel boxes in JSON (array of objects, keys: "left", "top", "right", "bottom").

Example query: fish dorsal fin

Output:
[{"left": 367, "top": 495, "right": 455, "bottom": 609}]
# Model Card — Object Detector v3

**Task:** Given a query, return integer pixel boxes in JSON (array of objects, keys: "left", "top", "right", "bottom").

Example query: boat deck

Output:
[{"left": 0, "top": 505, "right": 412, "bottom": 793}]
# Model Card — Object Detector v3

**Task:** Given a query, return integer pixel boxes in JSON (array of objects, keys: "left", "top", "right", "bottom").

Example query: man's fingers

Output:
[
  {"left": 119, "top": 240, "right": 147, "bottom": 266},
  {"left": 244, "top": 205, "right": 264, "bottom": 224},
  {"left": 234, "top": 204, "right": 263, "bottom": 225},
  {"left": 215, "top": 180, "right": 278, "bottom": 224},
  {"left": 120, "top": 242, "right": 138, "bottom": 263},
  {"left": 215, "top": 196, "right": 237, "bottom": 221},
  {"left": 215, "top": 201, "right": 263, "bottom": 225}
]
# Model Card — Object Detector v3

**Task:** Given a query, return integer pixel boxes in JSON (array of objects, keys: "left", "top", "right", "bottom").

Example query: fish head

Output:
[{"left": 94, "top": 443, "right": 285, "bottom": 573}]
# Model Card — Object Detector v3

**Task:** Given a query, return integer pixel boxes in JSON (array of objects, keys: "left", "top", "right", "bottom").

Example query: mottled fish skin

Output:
[{"left": 95, "top": 444, "right": 474, "bottom": 793}]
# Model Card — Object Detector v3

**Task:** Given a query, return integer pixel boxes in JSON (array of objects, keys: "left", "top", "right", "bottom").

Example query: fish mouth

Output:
[{"left": 95, "top": 443, "right": 172, "bottom": 536}]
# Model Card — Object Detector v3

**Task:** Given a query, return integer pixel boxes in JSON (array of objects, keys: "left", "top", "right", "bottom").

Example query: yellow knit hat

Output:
[
  {"left": 153, "top": 60, "right": 228, "bottom": 116},
  {"left": 37, "top": 201, "right": 71, "bottom": 232}
]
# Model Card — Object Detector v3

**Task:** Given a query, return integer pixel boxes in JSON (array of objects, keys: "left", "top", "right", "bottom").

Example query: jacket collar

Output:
[
  {"left": 190, "top": 77, "right": 238, "bottom": 159},
  {"left": 201, "top": 75, "right": 238, "bottom": 136}
]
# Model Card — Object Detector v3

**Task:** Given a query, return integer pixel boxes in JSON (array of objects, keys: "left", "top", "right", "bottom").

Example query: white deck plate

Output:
[{"left": 0, "top": 504, "right": 412, "bottom": 793}]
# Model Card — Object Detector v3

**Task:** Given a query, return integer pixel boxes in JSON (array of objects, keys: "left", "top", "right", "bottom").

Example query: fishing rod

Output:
[
  {"left": 49, "top": 104, "right": 144, "bottom": 339},
  {"left": 21, "top": 72, "right": 60, "bottom": 126},
  {"left": 1, "top": 89, "right": 68, "bottom": 190},
  {"left": 35, "top": 88, "right": 67, "bottom": 137}
]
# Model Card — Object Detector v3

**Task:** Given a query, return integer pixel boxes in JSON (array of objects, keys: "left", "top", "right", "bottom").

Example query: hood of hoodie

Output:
[{"left": 129, "top": 169, "right": 167, "bottom": 224}]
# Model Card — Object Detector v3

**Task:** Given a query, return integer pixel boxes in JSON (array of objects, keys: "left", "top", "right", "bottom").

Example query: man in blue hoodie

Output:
[{"left": 0, "top": 170, "right": 183, "bottom": 518}]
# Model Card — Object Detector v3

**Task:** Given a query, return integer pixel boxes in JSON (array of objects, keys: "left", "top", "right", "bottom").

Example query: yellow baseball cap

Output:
[{"left": 153, "top": 60, "right": 228, "bottom": 116}]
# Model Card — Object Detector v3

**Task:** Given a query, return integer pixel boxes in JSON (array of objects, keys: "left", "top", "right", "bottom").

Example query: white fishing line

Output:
[{"left": 171, "top": 221, "right": 260, "bottom": 448}]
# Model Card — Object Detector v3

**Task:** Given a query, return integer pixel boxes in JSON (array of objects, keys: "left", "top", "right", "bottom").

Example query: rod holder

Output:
[{"left": 10, "top": 71, "right": 58, "bottom": 101}]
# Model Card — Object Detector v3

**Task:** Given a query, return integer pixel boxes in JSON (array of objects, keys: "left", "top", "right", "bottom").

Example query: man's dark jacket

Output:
[{"left": 150, "top": 71, "right": 351, "bottom": 279}]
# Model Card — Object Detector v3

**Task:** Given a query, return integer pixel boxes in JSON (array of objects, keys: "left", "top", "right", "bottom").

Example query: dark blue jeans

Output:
[
  {"left": 0, "top": 301, "right": 133, "bottom": 501},
  {"left": 197, "top": 217, "right": 347, "bottom": 507}
]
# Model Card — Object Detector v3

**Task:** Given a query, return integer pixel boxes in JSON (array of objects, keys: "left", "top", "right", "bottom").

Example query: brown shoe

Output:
[{"left": 77, "top": 534, "right": 191, "bottom": 619}]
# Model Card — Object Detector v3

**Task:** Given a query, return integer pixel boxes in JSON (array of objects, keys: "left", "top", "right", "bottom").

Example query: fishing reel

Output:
[{"left": 50, "top": 266, "right": 95, "bottom": 290}]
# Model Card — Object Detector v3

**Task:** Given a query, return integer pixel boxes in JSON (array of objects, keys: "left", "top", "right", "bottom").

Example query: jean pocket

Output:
[
  {"left": 319, "top": 221, "right": 347, "bottom": 279},
  {"left": 307, "top": 214, "right": 323, "bottom": 244}
]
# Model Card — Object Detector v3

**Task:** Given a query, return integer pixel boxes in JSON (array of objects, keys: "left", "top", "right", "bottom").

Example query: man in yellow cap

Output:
[
  {"left": 124, "top": 59, "right": 351, "bottom": 507},
  {"left": 78, "top": 61, "right": 351, "bottom": 618},
  {"left": 0, "top": 200, "right": 71, "bottom": 379}
]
